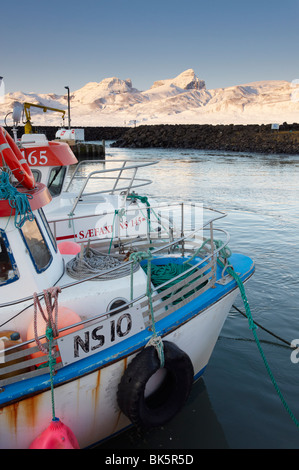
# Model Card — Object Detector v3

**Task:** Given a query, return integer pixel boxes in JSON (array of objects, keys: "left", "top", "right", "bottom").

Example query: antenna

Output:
[{"left": 65, "top": 86, "right": 71, "bottom": 129}]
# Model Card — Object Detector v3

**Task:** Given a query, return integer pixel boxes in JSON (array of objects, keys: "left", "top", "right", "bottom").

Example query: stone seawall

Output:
[
  {"left": 6, "top": 123, "right": 299, "bottom": 155},
  {"left": 5, "top": 126, "right": 128, "bottom": 142},
  {"left": 111, "top": 123, "right": 299, "bottom": 155}
]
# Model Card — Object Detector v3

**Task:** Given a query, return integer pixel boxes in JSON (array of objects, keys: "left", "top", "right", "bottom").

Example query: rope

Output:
[
  {"left": 66, "top": 246, "right": 138, "bottom": 280},
  {"left": 33, "top": 287, "right": 61, "bottom": 421},
  {"left": 46, "top": 325, "right": 57, "bottom": 421},
  {"left": 33, "top": 287, "right": 61, "bottom": 353},
  {"left": 184, "top": 236, "right": 299, "bottom": 428},
  {"left": 129, "top": 250, "right": 152, "bottom": 301},
  {"left": 142, "top": 262, "right": 205, "bottom": 305},
  {"left": 129, "top": 250, "right": 164, "bottom": 367},
  {"left": 127, "top": 192, "right": 170, "bottom": 236},
  {"left": 214, "top": 242, "right": 299, "bottom": 430},
  {"left": 127, "top": 193, "right": 151, "bottom": 234},
  {"left": 0, "top": 169, "right": 34, "bottom": 228},
  {"left": 231, "top": 304, "right": 293, "bottom": 348}
]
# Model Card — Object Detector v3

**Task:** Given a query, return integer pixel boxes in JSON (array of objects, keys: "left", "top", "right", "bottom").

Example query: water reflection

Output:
[
  {"left": 79, "top": 143, "right": 299, "bottom": 448},
  {"left": 99, "top": 378, "right": 229, "bottom": 450}
]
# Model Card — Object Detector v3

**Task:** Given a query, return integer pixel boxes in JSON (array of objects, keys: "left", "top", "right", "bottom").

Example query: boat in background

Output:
[
  {"left": 12, "top": 129, "right": 160, "bottom": 247},
  {"left": 0, "top": 125, "right": 254, "bottom": 449},
  {"left": 5, "top": 100, "right": 159, "bottom": 247}
]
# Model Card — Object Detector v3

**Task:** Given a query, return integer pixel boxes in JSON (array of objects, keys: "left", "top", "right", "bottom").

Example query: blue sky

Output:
[{"left": 1, "top": 0, "right": 299, "bottom": 95}]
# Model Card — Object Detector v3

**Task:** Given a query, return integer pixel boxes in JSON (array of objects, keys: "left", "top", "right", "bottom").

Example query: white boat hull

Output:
[{"left": 0, "top": 288, "right": 238, "bottom": 449}]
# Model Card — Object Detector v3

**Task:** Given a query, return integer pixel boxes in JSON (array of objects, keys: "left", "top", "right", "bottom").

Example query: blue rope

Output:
[{"left": 0, "top": 171, "right": 34, "bottom": 228}]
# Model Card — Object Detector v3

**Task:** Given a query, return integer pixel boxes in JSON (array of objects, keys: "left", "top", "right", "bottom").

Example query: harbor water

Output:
[{"left": 75, "top": 143, "right": 299, "bottom": 449}]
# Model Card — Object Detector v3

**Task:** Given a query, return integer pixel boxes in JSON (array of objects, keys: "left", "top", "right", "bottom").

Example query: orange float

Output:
[
  {"left": 27, "top": 306, "right": 82, "bottom": 365},
  {"left": 0, "top": 127, "right": 35, "bottom": 190},
  {"left": 58, "top": 241, "right": 81, "bottom": 255}
]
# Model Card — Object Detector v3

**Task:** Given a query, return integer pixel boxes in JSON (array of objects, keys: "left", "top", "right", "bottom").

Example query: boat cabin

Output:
[
  {"left": 19, "top": 134, "right": 77, "bottom": 197},
  {"left": 0, "top": 180, "right": 149, "bottom": 342}
]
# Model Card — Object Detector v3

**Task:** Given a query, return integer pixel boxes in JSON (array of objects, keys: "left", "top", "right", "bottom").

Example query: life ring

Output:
[
  {"left": 0, "top": 127, "right": 35, "bottom": 190},
  {"left": 117, "top": 340, "right": 194, "bottom": 428}
]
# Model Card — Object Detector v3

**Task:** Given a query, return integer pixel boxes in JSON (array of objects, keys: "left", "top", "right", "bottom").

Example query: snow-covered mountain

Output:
[{"left": 1, "top": 69, "right": 299, "bottom": 127}]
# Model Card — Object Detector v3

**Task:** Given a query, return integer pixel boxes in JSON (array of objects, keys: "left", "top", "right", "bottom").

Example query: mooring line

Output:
[{"left": 231, "top": 304, "right": 293, "bottom": 348}]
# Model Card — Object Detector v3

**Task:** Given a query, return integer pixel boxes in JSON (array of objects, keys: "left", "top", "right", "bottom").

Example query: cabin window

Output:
[
  {"left": 38, "top": 208, "right": 58, "bottom": 252},
  {"left": 31, "top": 169, "right": 41, "bottom": 183},
  {"left": 21, "top": 218, "right": 52, "bottom": 272},
  {"left": 47, "top": 166, "right": 66, "bottom": 197},
  {"left": 0, "top": 230, "right": 19, "bottom": 285},
  {"left": 107, "top": 298, "right": 128, "bottom": 315}
]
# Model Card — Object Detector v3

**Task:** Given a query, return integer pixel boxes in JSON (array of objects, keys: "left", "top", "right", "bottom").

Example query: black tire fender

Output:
[{"left": 117, "top": 340, "right": 194, "bottom": 429}]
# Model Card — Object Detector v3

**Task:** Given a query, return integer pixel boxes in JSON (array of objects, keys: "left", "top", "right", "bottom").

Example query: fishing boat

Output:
[
  {"left": 17, "top": 131, "right": 159, "bottom": 248},
  {"left": 0, "top": 126, "right": 254, "bottom": 449}
]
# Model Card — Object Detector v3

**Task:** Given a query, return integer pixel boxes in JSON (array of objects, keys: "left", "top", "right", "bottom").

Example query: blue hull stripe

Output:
[{"left": 0, "top": 253, "right": 254, "bottom": 406}]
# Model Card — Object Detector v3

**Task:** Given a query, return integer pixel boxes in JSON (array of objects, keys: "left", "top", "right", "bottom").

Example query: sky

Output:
[{"left": 1, "top": 0, "right": 299, "bottom": 96}]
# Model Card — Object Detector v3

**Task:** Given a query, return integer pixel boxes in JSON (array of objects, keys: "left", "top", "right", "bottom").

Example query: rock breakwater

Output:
[
  {"left": 111, "top": 123, "right": 299, "bottom": 155},
  {"left": 6, "top": 123, "right": 299, "bottom": 155}
]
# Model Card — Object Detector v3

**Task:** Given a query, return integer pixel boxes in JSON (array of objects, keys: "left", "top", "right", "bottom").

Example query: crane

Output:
[{"left": 23, "top": 102, "right": 66, "bottom": 133}]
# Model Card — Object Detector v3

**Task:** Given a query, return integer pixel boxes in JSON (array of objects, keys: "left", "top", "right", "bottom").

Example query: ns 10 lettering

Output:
[{"left": 73, "top": 313, "right": 132, "bottom": 358}]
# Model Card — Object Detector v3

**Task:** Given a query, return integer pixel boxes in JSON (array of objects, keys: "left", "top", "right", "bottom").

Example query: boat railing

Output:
[
  {"left": 0, "top": 203, "right": 230, "bottom": 388},
  {"left": 48, "top": 199, "right": 227, "bottom": 251},
  {"left": 64, "top": 159, "right": 158, "bottom": 216}
]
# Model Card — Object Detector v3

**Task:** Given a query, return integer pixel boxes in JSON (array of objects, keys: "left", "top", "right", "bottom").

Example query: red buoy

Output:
[{"left": 29, "top": 418, "right": 80, "bottom": 449}]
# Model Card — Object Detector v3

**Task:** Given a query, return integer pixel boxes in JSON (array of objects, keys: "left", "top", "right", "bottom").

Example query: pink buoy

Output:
[
  {"left": 58, "top": 241, "right": 81, "bottom": 255},
  {"left": 29, "top": 418, "right": 80, "bottom": 449}
]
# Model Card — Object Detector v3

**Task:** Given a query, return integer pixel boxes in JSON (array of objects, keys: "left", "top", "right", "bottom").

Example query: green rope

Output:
[
  {"left": 214, "top": 240, "right": 299, "bottom": 430},
  {"left": 182, "top": 237, "right": 299, "bottom": 428},
  {"left": 127, "top": 193, "right": 149, "bottom": 206},
  {"left": 127, "top": 193, "right": 152, "bottom": 235},
  {"left": 127, "top": 192, "right": 170, "bottom": 237},
  {"left": 142, "top": 262, "right": 205, "bottom": 305},
  {"left": 45, "top": 326, "right": 57, "bottom": 421},
  {"left": 182, "top": 239, "right": 212, "bottom": 265},
  {"left": 0, "top": 170, "right": 34, "bottom": 228},
  {"left": 129, "top": 250, "right": 164, "bottom": 367}
]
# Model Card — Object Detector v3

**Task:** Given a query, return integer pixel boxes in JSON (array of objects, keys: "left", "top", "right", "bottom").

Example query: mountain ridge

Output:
[{"left": 1, "top": 69, "right": 299, "bottom": 127}]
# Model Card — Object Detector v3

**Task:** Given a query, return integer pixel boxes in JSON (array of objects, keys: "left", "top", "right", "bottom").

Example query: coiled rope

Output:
[
  {"left": 142, "top": 261, "right": 205, "bottom": 305},
  {"left": 0, "top": 169, "right": 34, "bottom": 228},
  {"left": 66, "top": 246, "right": 139, "bottom": 280}
]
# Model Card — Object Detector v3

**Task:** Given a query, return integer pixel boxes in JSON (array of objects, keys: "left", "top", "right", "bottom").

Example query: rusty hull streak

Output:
[
  {"left": 1, "top": 340, "right": 140, "bottom": 443},
  {"left": 2, "top": 392, "right": 42, "bottom": 436},
  {"left": 92, "top": 369, "right": 101, "bottom": 411},
  {"left": 113, "top": 357, "right": 128, "bottom": 433}
]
